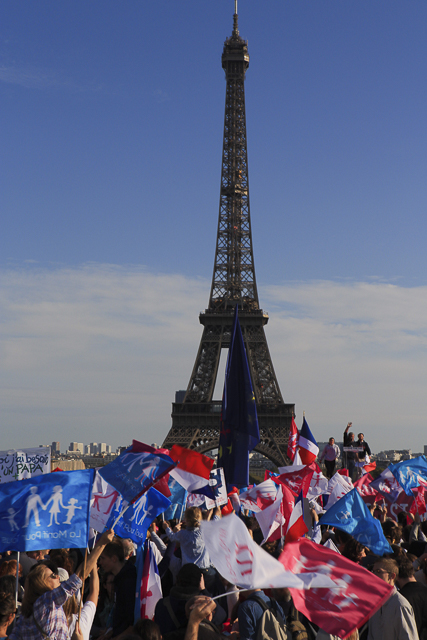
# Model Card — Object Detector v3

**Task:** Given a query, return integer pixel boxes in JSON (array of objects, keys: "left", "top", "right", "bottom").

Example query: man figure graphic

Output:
[{"left": 24, "top": 486, "right": 46, "bottom": 527}]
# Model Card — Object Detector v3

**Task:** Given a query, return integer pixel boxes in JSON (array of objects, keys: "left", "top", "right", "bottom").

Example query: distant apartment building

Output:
[
  {"left": 51, "top": 441, "right": 60, "bottom": 455},
  {"left": 68, "top": 442, "right": 84, "bottom": 454}
]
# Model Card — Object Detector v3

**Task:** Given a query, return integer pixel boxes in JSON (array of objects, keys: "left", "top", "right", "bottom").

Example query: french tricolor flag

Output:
[
  {"left": 169, "top": 445, "right": 214, "bottom": 493},
  {"left": 297, "top": 417, "right": 319, "bottom": 465},
  {"left": 285, "top": 490, "right": 308, "bottom": 543}
]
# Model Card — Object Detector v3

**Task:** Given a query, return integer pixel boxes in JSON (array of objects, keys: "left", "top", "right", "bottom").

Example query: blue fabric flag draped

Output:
[
  {"left": 218, "top": 305, "right": 260, "bottom": 488},
  {"left": 319, "top": 488, "right": 393, "bottom": 556},
  {"left": 105, "top": 486, "right": 170, "bottom": 546},
  {"left": 0, "top": 469, "right": 94, "bottom": 553},
  {"left": 99, "top": 449, "right": 176, "bottom": 504},
  {"left": 164, "top": 477, "right": 187, "bottom": 520},
  {"left": 388, "top": 456, "right": 427, "bottom": 496}
]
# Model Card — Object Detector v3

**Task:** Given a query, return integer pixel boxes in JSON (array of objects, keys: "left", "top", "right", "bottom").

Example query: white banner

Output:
[
  {"left": 200, "top": 514, "right": 334, "bottom": 590},
  {"left": 0, "top": 447, "right": 51, "bottom": 484}
]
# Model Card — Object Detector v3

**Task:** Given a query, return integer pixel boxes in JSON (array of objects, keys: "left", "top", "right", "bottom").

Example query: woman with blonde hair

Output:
[
  {"left": 9, "top": 529, "right": 114, "bottom": 640},
  {"left": 162, "top": 506, "right": 221, "bottom": 592}
]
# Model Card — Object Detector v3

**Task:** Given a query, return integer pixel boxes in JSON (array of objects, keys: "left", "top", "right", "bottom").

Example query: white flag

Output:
[
  {"left": 200, "top": 514, "right": 334, "bottom": 590},
  {"left": 239, "top": 479, "right": 277, "bottom": 513},
  {"left": 325, "top": 473, "right": 353, "bottom": 511}
]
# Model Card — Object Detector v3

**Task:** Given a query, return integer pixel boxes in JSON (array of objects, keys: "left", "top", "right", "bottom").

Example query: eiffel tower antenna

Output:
[{"left": 162, "top": 5, "right": 295, "bottom": 467}]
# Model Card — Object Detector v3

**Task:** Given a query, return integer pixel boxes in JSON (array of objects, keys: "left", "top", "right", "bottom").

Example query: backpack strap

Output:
[
  {"left": 163, "top": 596, "right": 181, "bottom": 630},
  {"left": 247, "top": 594, "right": 270, "bottom": 612}
]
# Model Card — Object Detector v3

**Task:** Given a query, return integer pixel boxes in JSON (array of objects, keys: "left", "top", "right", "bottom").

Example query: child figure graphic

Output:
[
  {"left": 63, "top": 498, "right": 82, "bottom": 525},
  {"left": 6, "top": 508, "right": 19, "bottom": 532}
]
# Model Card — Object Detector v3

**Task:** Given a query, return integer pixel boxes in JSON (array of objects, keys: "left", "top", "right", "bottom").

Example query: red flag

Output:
[
  {"left": 274, "top": 464, "right": 315, "bottom": 498},
  {"left": 287, "top": 417, "right": 299, "bottom": 461},
  {"left": 279, "top": 539, "right": 393, "bottom": 639},
  {"left": 354, "top": 473, "right": 378, "bottom": 505}
]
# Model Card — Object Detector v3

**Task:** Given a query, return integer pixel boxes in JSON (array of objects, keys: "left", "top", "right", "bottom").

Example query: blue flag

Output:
[
  {"left": 389, "top": 456, "right": 427, "bottom": 496},
  {"left": 319, "top": 488, "right": 392, "bottom": 556},
  {"left": 218, "top": 306, "right": 260, "bottom": 488},
  {"left": 99, "top": 449, "right": 176, "bottom": 504},
  {"left": 164, "top": 477, "right": 187, "bottom": 520},
  {"left": 105, "top": 486, "right": 170, "bottom": 546},
  {"left": 0, "top": 470, "right": 94, "bottom": 553}
]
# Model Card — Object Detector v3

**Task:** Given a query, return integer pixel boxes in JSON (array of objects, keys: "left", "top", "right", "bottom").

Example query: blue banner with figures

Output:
[
  {"left": 0, "top": 469, "right": 94, "bottom": 553},
  {"left": 105, "top": 486, "right": 170, "bottom": 545}
]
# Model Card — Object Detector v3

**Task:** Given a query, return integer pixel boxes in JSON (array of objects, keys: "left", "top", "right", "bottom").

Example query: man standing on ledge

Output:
[{"left": 343, "top": 422, "right": 357, "bottom": 481}]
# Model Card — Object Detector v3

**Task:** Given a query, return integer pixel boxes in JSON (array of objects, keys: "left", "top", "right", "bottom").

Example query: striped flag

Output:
[
  {"left": 298, "top": 417, "right": 319, "bottom": 465},
  {"left": 134, "top": 543, "right": 162, "bottom": 621},
  {"left": 169, "top": 445, "right": 214, "bottom": 493},
  {"left": 285, "top": 491, "right": 308, "bottom": 543}
]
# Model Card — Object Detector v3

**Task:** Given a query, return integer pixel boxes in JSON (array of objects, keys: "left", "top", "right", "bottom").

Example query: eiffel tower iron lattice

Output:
[{"left": 162, "top": 5, "right": 295, "bottom": 468}]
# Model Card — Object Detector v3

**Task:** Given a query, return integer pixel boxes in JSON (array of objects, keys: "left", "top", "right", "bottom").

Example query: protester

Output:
[
  {"left": 237, "top": 589, "right": 286, "bottom": 640},
  {"left": 9, "top": 529, "right": 114, "bottom": 640},
  {"left": 0, "top": 591, "right": 16, "bottom": 639},
  {"left": 98, "top": 538, "right": 137, "bottom": 640},
  {"left": 343, "top": 422, "right": 357, "bottom": 480},
  {"left": 319, "top": 437, "right": 340, "bottom": 479},
  {"left": 368, "top": 558, "right": 419, "bottom": 640},
  {"left": 396, "top": 558, "right": 427, "bottom": 640},
  {"left": 163, "top": 507, "right": 220, "bottom": 592}
]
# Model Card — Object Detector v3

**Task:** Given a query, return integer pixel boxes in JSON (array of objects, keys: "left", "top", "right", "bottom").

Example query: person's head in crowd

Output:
[
  {"left": 26, "top": 550, "right": 48, "bottom": 561},
  {"left": 176, "top": 563, "right": 204, "bottom": 592},
  {"left": 133, "top": 618, "right": 162, "bottom": 640},
  {"left": 395, "top": 558, "right": 416, "bottom": 588},
  {"left": 185, "top": 595, "right": 216, "bottom": 622},
  {"left": 98, "top": 540, "right": 125, "bottom": 575},
  {"left": 241, "top": 515, "right": 258, "bottom": 540},
  {"left": 329, "top": 437, "right": 335, "bottom": 445},
  {"left": 390, "top": 545, "right": 406, "bottom": 562},
  {"left": 372, "top": 558, "right": 399, "bottom": 585},
  {"left": 397, "top": 512, "right": 408, "bottom": 527},
  {"left": 0, "top": 560, "right": 22, "bottom": 578},
  {"left": 184, "top": 507, "right": 202, "bottom": 529},
  {"left": 333, "top": 529, "right": 352, "bottom": 552},
  {"left": 348, "top": 432, "right": 355, "bottom": 442},
  {"left": 357, "top": 433, "right": 365, "bottom": 442},
  {"left": 22, "top": 563, "right": 61, "bottom": 617},
  {"left": 102, "top": 571, "right": 115, "bottom": 601},
  {"left": 342, "top": 539, "right": 366, "bottom": 564},
  {"left": 0, "top": 575, "right": 16, "bottom": 599},
  {"left": 261, "top": 540, "right": 279, "bottom": 558},
  {"left": 0, "top": 591, "right": 16, "bottom": 637},
  {"left": 382, "top": 521, "right": 402, "bottom": 545},
  {"left": 49, "top": 549, "right": 75, "bottom": 576},
  {"left": 122, "top": 538, "right": 135, "bottom": 560}
]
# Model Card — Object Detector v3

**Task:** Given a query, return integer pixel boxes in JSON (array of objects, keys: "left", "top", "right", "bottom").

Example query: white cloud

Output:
[{"left": 1, "top": 266, "right": 426, "bottom": 454}]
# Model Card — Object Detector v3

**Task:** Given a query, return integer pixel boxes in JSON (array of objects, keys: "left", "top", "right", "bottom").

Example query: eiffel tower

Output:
[{"left": 162, "top": 3, "right": 294, "bottom": 468}]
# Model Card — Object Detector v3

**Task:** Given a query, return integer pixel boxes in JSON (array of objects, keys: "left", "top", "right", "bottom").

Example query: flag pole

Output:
[
  {"left": 78, "top": 547, "right": 88, "bottom": 623},
  {"left": 14, "top": 552, "right": 20, "bottom": 609}
]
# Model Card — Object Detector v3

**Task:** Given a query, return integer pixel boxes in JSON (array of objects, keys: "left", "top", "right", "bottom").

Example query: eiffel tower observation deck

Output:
[{"left": 162, "top": 3, "right": 295, "bottom": 468}]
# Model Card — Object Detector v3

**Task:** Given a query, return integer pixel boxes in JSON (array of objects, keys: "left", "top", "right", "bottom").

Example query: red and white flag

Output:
[
  {"left": 137, "top": 544, "right": 162, "bottom": 620},
  {"left": 169, "top": 445, "right": 214, "bottom": 493},
  {"left": 285, "top": 491, "right": 308, "bottom": 543},
  {"left": 325, "top": 472, "right": 353, "bottom": 510},
  {"left": 287, "top": 417, "right": 299, "bottom": 461},
  {"left": 200, "top": 513, "right": 334, "bottom": 590},
  {"left": 274, "top": 464, "right": 315, "bottom": 498},
  {"left": 255, "top": 485, "right": 286, "bottom": 543},
  {"left": 279, "top": 538, "right": 393, "bottom": 639},
  {"left": 239, "top": 479, "right": 277, "bottom": 512},
  {"left": 354, "top": 473, "right": 378, "bottom": 505}
]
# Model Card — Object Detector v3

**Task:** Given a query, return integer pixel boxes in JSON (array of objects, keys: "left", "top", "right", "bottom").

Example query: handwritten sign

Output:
[{"left": 0, "top": 447, "right": 51, "bottom": 484}]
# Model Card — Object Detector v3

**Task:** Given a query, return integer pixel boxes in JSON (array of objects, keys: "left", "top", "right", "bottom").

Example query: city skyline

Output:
[{"left": 2, "top": 2, "right": 427, "bottom": 453}]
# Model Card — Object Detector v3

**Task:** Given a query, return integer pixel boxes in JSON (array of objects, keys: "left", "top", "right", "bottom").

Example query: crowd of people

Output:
[{"left": 0, "top": 426, "right": 426, "bottom": 640}]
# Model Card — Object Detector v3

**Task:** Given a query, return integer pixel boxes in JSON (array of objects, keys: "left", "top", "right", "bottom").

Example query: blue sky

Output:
[{"left": 1, "top": 1, "right": 427, "bottom": 454}]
